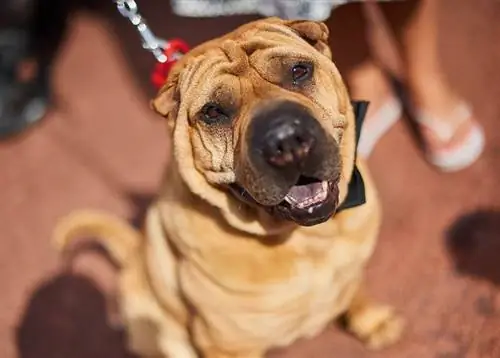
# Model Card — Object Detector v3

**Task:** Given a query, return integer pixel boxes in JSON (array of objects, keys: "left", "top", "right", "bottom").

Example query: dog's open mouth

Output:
[
  {"left": 229, "top": 175, "right": 340, "bottom": 226},
  {"left": 283, "top": 176, "right": 330, "bottom": 212},
  {"left": 274, "top": 175, "right": 340, "bottom": 226}
]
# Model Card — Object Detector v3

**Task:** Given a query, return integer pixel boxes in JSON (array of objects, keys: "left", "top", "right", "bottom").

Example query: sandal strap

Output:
[{"left": 415, "top": 102, "right": 472, "bottom": 142}]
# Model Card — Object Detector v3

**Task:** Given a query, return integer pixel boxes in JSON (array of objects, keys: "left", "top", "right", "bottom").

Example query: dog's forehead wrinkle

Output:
[
  {"left": 256, "top": 22, "right": 298, "bottom": 39},
  {"left": 244, "top": 25, "right": 305, "bottom": 50},
  {"left": 237, "top": 25, "right": 310, "bottom": 58},
  {"left": 180, "top": 52, "right": 230, "bottom": 94},
  {"left": 221, "top": 40, "right": 246, "bottom": 60},
  {"left": 218, "top": 40, "right": 250, "bottom": 76}
]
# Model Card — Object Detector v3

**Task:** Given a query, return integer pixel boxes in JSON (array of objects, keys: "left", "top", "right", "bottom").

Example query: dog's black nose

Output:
[
  {"left": 249, "top": 101, "right": 323, "bottom": 172},
  {"left": 263, "top": 119, "right": 315, "bottom": 168}
]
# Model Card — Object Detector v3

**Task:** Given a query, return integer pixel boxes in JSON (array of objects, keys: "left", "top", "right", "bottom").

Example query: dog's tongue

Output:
[{"left": 285, "top": 181, "right": 328, "bottom": 209}]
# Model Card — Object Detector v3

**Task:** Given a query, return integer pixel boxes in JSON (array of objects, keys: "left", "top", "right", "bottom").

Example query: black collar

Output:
[{"left": 336, "top": 100, "right": 369, "bottom": 212}]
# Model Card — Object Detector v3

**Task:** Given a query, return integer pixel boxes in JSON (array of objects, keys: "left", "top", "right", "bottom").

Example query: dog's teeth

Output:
[
  {"left": 286, "top": 180, "right": 330, "bottom": 210},
  {"left": 308, "top": 207, "right": 313, "bottom": 214}
]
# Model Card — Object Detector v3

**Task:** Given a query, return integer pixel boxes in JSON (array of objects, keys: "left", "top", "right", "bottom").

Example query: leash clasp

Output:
[
  {"left": 113, "top": 0, "right": 189, "bottom": 88},
  {"left": 114, "top": 0, "right": 168, "bottom": 63}
]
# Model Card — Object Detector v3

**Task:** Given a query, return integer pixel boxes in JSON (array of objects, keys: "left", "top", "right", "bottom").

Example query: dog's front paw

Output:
[{"left": 346, "top": 304, "right": 405, "bottom": 350}]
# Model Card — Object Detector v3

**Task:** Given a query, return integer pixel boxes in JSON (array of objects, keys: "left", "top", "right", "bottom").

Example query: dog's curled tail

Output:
[{"left": 53, "top": 210, "right": 141, "bottom": 267}]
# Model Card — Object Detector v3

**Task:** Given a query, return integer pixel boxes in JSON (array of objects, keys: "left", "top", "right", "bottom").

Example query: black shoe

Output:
[{"left": 0, "top": 28, "right": 50, "bottom": 139}]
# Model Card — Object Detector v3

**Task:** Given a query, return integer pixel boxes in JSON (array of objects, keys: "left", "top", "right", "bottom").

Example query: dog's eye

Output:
[
  {"left": 291, "top": 63, "right": 313, "bottom": 84},
  {"left": 201, "top": 103, "right": 228, "bottom": 124}
]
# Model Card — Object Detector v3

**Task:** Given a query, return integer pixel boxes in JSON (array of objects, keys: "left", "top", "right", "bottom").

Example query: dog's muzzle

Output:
[{"left": 232, "top": 101, "right": 341, "bottom": 226}]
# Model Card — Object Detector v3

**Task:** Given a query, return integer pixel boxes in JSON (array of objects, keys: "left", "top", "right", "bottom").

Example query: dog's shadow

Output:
[
  {"left": 15, "top": 272, "right": 137, "bottom": 358},
  {"left": 446, "top": 209, "right": 500, "bottom": 286}
]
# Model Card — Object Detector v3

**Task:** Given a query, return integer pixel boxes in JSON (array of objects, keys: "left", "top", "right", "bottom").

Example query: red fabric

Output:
[{"left": 151, "top": 39, "right": 190, "bottom": 90}]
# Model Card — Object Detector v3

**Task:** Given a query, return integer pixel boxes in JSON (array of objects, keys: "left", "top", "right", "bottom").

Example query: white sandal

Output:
[{"left": 415, "top": 103, "right": 485, "bottom": 172}]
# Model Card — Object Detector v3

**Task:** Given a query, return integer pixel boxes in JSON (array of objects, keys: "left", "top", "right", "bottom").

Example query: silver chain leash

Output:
[{"left": 113, "top": 0, "right": 168, "bottom": 63}]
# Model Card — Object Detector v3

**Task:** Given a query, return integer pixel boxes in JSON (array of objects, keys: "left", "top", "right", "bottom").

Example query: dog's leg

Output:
[
  {"left": 124, "top": 309, "right": 197, "bottom": 358},
  {"left": 119, "top": 258, "right": 197, "bottom": 358},
  {"left": 118, "top": 204, "right": 198, "bottom": 358},
  {"left": 120, "top": 287, "right": 198, "bottom": 358},
  {"left": 343, "top": 285, "right": 405, "bottom": 350}
]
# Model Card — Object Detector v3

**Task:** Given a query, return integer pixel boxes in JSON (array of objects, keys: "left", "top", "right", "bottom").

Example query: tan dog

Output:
[{"left": 54, "top": 17, "right": 404, "bottom": 358}]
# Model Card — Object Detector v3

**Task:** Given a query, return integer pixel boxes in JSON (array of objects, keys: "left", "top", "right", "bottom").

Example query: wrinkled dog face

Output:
[{"left": 153, "top": 18, "right": 356, "bottom": 227}]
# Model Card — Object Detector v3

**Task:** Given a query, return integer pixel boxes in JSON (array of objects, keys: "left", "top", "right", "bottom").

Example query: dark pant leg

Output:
[{"left": 0, "top": 0, "right": 72, "bottom": 138}]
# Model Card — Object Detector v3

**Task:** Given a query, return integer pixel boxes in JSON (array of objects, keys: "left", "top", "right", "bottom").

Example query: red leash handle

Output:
[{"left": 151, "top": 39, "right": 190, "bottom": 90}]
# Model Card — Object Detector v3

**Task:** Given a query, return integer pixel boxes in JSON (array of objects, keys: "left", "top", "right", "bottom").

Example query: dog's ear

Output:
[
  {"left": 150, "top": 75, "right": 180, "bottom": 128},
  {"left": 285, "top": 20, "right": 332, "bottom": 59}
]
